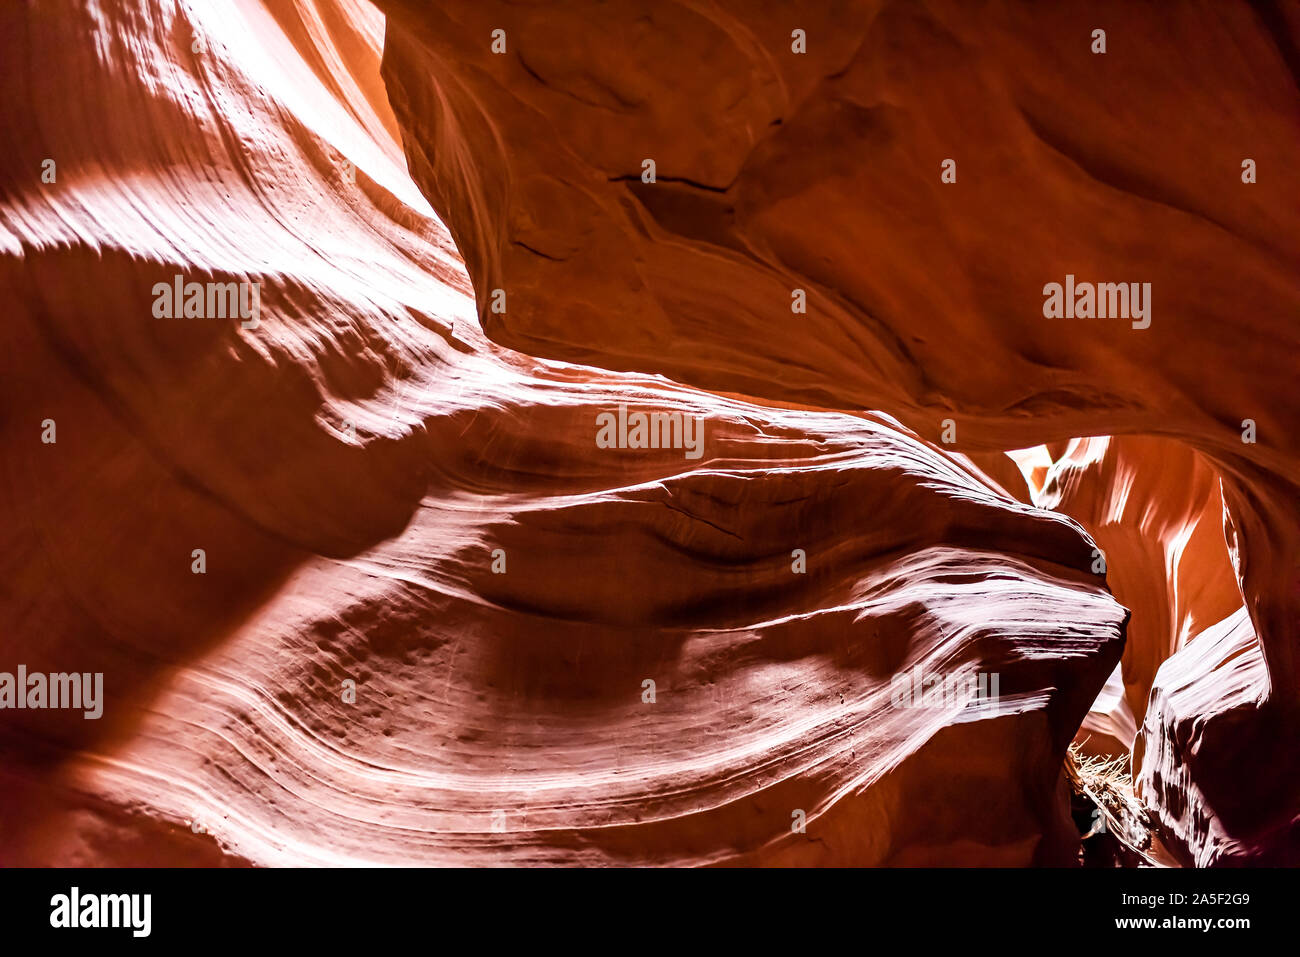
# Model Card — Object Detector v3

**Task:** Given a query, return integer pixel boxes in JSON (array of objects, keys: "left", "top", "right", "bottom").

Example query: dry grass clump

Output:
[{"left": 1066, "top": 745, "right": 1173, "bottom": 866}]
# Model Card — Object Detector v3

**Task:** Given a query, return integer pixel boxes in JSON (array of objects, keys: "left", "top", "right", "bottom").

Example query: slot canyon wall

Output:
[{"left": 0, "top": 0, "right": 1295, "bottom": 866}]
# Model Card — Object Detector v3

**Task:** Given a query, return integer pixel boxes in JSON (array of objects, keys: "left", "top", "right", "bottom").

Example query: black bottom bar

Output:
[{"left": 0, "top": 866, "right": 1274, "bottom": 944}]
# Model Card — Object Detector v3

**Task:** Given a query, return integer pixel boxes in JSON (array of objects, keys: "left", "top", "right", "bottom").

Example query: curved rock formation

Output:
[
  {"left": 0, "top": 0, "right": 1131, "bottom": 866},
  {"left": 1135, "top": 608, "right": 1281, "bottom": 866},
  {"left": 1, "top": 0, "right": 1295, "bottom": 866},
  {"left": 1036, "top": 437, "right": 1241, "bottom": 748},
  {"left": 375, "top": 0, "right": 1300, "bottom": 863}
]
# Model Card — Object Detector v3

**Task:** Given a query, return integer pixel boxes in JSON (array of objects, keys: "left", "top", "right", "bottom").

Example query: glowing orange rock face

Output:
[
  {"left": 0, "top": 0, "right": 1133, "bottom": 867},
  {"left": 1039, "top": 437, "right": 1242, "bottom": 744},
  {"left": 376, "top": 0, "right": 1300, "bottom": 862},
  {"left": 0, "top": 0, "right": 1295, "bottom": 866}
]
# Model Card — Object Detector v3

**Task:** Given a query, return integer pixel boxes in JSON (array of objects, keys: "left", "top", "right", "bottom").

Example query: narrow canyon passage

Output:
[{"left": 0, "top": 0, "right": 1295, "bottom": 867}]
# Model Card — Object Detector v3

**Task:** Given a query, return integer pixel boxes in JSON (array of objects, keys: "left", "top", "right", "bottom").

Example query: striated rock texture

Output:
[
  {"left": 0, "top": 0, "right": 1294, "bottom": 867},
  {"left": 1029, "top": 436, "right": 1286, "bottom": 864},
  {"left": 1135, "top": 609, "right": 1282, "bottom": 866},
  {"left": 1036, "top": 437, "right": 1242, "bottom": 755},
  {"left": 376, "top": 0, "right": 1300, "bottom": 863},
  {"left": 0, "top": 0, "right": 1132, "bottom": 866}
]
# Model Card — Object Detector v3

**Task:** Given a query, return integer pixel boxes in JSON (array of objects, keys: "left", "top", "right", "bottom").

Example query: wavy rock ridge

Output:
[
  {"left": 375, "top": 0, "right": 1300, "bottom": 864},
  {"left": 0, "top": 0, "right": 1294, "bottom": 865}
]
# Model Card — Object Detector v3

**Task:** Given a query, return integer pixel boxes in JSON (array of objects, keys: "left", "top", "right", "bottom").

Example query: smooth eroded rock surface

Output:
[
  {"left": 0, "top": 0, "right": 1133, "bottom": 865},
  {"left": 376, "top": 0, "right": 1300, "bottom": 863}
]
